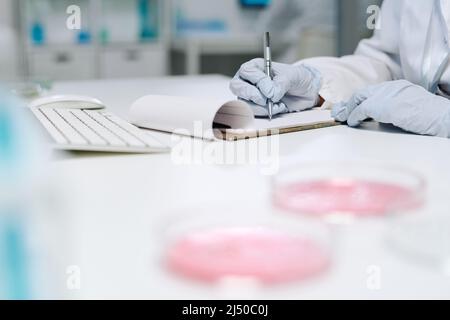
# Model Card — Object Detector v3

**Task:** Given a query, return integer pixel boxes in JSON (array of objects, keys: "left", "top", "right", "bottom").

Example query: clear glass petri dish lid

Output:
[{"left": 272, "top": 162, "right": 426, "bottom": 223}]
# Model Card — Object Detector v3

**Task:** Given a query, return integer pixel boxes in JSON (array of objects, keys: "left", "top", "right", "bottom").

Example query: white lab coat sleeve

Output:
[
  {"left": 294, "top": 0, "right": 404, "bottom": 107},
  {"left": 296, "top": 56, "right": 394, "bottom": 107}
]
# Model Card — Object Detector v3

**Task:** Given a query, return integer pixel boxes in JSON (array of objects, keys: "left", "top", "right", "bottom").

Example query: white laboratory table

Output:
[{"left": 43, "top": 75, "right": 450, "bottom": 299}]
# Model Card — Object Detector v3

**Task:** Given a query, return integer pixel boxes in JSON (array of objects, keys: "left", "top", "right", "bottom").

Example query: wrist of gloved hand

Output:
[{"left": 332, "top": 80, "right": 450, "bottom": 138}]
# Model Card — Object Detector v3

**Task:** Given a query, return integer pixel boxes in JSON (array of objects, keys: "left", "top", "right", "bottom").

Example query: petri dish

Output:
[
  {"left": 272, "top": 162, "right": 425, "bottom": 223},
  {"left": 159, "top": 206, "right": 333, "bottom": 286},
  {"left": 387, "top": 210, "right": 450, "bottom": 276}
]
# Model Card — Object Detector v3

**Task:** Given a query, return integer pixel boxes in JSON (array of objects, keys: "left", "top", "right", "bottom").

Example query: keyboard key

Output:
[
  {"left": 40, "top": 108, "right": 87, "bottom": 145},
  {"left": 71, "top": 109, "right": 127, "bottom": 147},
  {"left": 104, "top": 113, "right": 166, "bottom": 148},
  {"left": 32, "top": 108, "right": 68, "bottom": 144},
  {"left": 58, "top": 109, "right": 108, "bottom": 146},
  {"left": 86, "top": 110, "right": 146, "bottom": 147}
]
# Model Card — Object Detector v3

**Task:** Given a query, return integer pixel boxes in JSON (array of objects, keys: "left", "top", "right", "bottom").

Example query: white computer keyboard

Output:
[{"left": 31, "top": 107, "right": 169, "bottom": 153}]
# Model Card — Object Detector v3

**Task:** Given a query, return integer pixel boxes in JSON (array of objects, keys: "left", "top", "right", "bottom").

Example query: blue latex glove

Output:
[
  {"left": 332, "top": 80, "right": 450, "bottom": 138},
  {"left": 230, "top": 58, "right": 322, "bottom": 117}
]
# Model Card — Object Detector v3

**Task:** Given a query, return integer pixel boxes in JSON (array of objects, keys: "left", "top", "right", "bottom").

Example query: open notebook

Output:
[{"left": 128, "top": 95, "right": 339, "bottom": 141}]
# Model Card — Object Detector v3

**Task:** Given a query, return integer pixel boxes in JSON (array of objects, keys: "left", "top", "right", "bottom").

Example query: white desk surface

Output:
[{"left": 45, "top": 75, "right": 450, "bottom": 299}]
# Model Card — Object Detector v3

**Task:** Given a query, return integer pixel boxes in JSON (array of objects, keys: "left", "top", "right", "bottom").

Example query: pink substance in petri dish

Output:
[
  {"left": 273, "top": 179, "right": 421, "bottom": 217},
  {"left": 166, "top": 227, "right": 330, "bottom": 284}
]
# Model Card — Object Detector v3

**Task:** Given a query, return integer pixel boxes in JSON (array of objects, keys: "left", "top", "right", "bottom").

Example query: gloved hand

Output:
[
  {"left": 230, "top": 58, "right": 322, "bottom": 117},
  {"left": 332, "top": 80, "right": 450, "bottom": 138}
]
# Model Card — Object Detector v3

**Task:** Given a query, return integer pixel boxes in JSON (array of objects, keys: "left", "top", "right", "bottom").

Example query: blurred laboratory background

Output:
[{"left": 0, "top": 0, "right": 382, "bottom": 82}]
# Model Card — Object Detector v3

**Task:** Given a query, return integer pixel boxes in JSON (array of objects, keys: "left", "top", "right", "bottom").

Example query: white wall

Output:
[
  {"left": 0, "top": 0, "right": 14, "bottom": 25},
  {"left": 0, "top": 0, "right": 20, "bottom": 81}
]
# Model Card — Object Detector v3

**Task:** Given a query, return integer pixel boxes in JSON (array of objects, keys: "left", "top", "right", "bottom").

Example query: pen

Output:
[{"left": 264, "top": 32, "right": 273, "bottom": 121}]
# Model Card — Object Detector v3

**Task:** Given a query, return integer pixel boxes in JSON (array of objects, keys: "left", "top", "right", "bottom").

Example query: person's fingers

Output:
[
  {"left": 331, "top": 87, "right": 372, "bottom": 122},
  {"left": 272, "top": 102, "right": 289, "bottom": 115},
  {"left": 251, "top": 104, "right": 269, "bottom": 117},
  {"left": 247, "top": 100, "right": 289, "bottom": 118},
  {"left": 267, "top": 62, "right": 291, "bottom": 102},
  {"left": 257, "top": 76, "right": 279, "bottom": 102},
  {"left": 347, "top": 102, "right": 371, "bottom": 127},
  {"left": 230, "top": 74, "right": 267, "bottom": 106},
  {"left": 269, "top": 64, "right": 319, "bottom": 103},
  {"left": 270, "top": 74, "right": 290, "bottom": 103},
  {"left": 281, "top": 95, "right": 317, "bottom": 112},
  {"left": 331, "top": 102, "right": 347, "bottom": 121},
  {"left": 238, "top": 58, "right": 277, "bottom": 101},
  {"left": 238, "top": 58, "right": 269, "bottom": 86}
]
